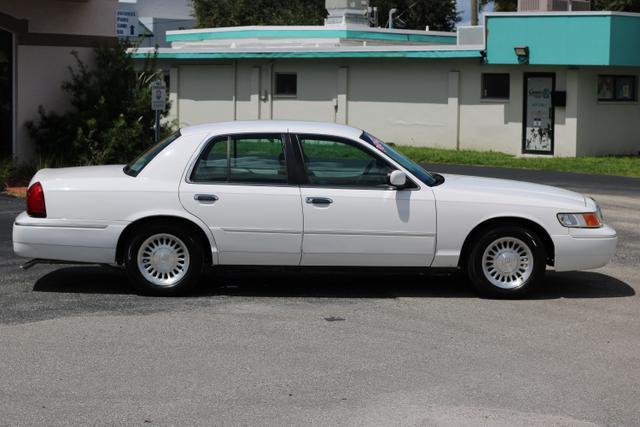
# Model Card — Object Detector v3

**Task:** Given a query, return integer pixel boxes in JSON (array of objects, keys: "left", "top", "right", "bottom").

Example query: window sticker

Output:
[{"left": 369, "top": 135, "right": 385, "bottom": 152}]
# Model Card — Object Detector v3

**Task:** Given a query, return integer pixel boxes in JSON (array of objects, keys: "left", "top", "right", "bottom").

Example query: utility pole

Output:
[{"left": 471, "top": 0, "right": 479, "bottom": 26}]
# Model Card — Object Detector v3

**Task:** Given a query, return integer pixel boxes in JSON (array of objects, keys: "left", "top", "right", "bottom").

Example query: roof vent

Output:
[
  {"left": 325, "top": 0, "right": 370, "bottom": 26},
  {"left": 517, "top": 0, "right": 591, "bottom": 11}
]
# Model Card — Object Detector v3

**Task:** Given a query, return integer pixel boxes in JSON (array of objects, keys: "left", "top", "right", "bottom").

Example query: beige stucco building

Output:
[
  {"left": 135, "top": 12, "right": 640, "bottom": 157},
  {"left": 1, "top": 0, "right": 117, "bottom": 162}
]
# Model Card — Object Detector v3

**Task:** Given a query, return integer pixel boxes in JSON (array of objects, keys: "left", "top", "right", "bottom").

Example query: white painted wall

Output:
[
  {"left": 3, "top": 0, "right": 118, "bottom": 161},
  {"left": 177, "top": 65, "right": 235, "bottom": 127},
  {"left": 576, "top": 67, "right": 640, "bottom": 156},
  {"left": 170, "top": 59, "right": 640, "bottom": 157},
  {"left": 459, "top": 65, "right": 522, "bottom": 155},
  {"left": 271, "top": 61, "right": 338, "bottom": 123},
  {"left": 3, "top": 0, "right": 116, "bottom": 37},
  {"left": 15, "top": 46, "right": 94, "bottom": 162},
  {"left": 458, "top": 65, "right": 579, "bottom": 156},
  {"left": 348, "top": 60, "right": 457, "bottom": 148},
  {"left": 234, "top": 63, "right": 258, "bottom": 120}
]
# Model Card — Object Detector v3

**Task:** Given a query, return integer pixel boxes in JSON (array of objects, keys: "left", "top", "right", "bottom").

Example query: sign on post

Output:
[
  {"left": 150, "top": 79, "right": 166, "bottom": 111},
  {"left": 150, "top": 79, "right": 166, "bottom": 143},
  {"left": 116, "top": 10, "right": 139, "bottom": 38}
]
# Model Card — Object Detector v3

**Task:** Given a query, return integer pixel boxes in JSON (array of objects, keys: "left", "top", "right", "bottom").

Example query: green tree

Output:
[
  {"left": 26, "top": 42, "right": 170, "bottom": 166},
  {"left": 592, "top": 0, "right": 640, "bottom": 11},
  {"left": 370, "top": 0, "right": 459, "bottom": 32},
  {"left": 191, "top": 0, "right": 327, "bottom": 27},
  {"left": 191, "top": 0, "right": 458, "bottom": 32}
]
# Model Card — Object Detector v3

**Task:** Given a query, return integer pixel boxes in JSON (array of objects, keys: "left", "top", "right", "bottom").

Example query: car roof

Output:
[{"left": 179, "top": 120, "right": 364, "bottom": 140}]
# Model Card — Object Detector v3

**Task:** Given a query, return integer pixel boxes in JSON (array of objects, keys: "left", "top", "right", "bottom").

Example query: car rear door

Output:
[
  {"left": 294, "top": 133, "right": 437, "bottom": 267},
  {"left": 179, "top": 133, "right": 303, "bottom": 265}
]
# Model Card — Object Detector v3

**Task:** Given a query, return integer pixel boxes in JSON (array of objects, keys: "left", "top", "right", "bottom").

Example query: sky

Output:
[{"left": 457, "top": 0, "right": 493, "bottom": 26}]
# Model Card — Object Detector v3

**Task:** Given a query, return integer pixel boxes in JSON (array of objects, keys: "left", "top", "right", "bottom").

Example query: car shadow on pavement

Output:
[
  {"left": 32, "top": 266, "right": 635, "bottom": 300},
  {"left": 33, "top": 266, "right": 135, "bottom": 295},
  {"left": 530, "top": 271, "right": 636, "bottom": 299}
]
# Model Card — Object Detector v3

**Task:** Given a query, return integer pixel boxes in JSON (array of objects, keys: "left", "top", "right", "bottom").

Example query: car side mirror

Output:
[{"left": 389, "top": 170, "right": 407, "bottom": 188}]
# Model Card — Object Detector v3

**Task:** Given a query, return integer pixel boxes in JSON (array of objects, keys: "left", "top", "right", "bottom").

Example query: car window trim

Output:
[
  {"left": 291, "top": 133, "right": 420, "bottom": 191},
  {"left": 124, "top": 130, "right": 181, "bottom": 177},
  {"left": 225, "top": 135, "right": 231, "bottom": 181},
  {"left": 186, "top": 132, "right": 296, "bottom": 186},
  {"left": 284, "top": 132, "right": 307, "bottom": 185}
]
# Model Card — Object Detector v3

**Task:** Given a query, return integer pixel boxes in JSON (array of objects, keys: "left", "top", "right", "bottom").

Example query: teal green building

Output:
[{"left": 134, "top": 12, "right": 640, "bottom": 157}]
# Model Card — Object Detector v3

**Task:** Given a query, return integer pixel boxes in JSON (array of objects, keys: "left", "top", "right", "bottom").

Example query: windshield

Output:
[
  {"left": 123, "top": 131, "right": 181, "bottom": 176},
  {"left": 360, "top": 131, "right": 436, "bottom": 186}
]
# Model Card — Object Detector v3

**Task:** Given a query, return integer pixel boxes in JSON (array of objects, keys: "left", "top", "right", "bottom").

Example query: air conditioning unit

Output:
[
  {"left": 325, "top": 0, "right": 370, "bottom": 25},
  {"left": 518, "top": 0, "right": 591, "bottom": 11}
]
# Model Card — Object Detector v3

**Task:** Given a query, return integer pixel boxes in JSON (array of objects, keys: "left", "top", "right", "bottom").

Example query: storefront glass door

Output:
[{"left": 523, "top": 73, "right": 555, "bottom": 154}]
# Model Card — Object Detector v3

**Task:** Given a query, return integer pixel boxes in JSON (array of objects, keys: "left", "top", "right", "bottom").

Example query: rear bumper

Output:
[
  {"left": 553, "top": 224, "right": 617, "bottom": 272},
  {"left": 12, "top": 212, "right": 124, "bottom": 264}
]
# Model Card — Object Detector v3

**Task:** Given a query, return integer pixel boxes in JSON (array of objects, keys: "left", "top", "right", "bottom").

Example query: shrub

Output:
[
  {"left": 26, "top": 41, "right": 172, "bottom": 167},
  {"left": 0, "top": 158, "right": 36, "bottom": 189}
]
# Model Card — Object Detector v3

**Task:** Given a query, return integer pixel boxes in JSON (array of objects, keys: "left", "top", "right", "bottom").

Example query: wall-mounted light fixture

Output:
[{"left": 514, "top": 46, "right": 529, "bottom": 63}]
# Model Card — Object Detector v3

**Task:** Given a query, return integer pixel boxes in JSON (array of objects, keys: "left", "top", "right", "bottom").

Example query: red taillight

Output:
[{"left": 26, "top": 182, "right": 46, "bottom": 218}]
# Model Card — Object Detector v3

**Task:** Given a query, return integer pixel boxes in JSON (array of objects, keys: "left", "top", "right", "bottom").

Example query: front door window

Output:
[{"left": 297, "top": 135, "right": 394, "bottom": 188}]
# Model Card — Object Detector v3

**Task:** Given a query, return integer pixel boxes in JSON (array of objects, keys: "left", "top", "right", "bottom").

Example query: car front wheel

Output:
[
  {"left": 124, "top": 224, "right": 204, "bottom": 296},
  {"left": 466, "top": 225, "right": 546, "bottom": 298}
]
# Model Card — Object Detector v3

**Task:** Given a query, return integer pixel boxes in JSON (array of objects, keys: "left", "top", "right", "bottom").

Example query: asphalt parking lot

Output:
[{"left": 1, "top": 165, "right": 639, "bottom": 426}]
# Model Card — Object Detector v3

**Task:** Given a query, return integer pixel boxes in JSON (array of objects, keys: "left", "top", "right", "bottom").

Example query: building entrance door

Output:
[
  {"left": 0, "top": 28, "right": 12, "bottom": 158},
  {"left": 523, "top": 73, "right": 555, "bottom": 155}
]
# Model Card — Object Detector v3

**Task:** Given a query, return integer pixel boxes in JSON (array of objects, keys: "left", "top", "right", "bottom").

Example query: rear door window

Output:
[{"left": 191, "top": 134, "right": 288, "bottom": 184}]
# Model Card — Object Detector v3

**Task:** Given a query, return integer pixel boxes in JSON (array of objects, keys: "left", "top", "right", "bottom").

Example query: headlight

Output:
[{"left": 557, "top": 212, "right": 602, "bottom": 228}]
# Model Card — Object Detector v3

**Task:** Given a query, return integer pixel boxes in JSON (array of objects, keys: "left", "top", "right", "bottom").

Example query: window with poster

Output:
[{"left": 597, "top": 75, "right": 636, "bottom": 102}]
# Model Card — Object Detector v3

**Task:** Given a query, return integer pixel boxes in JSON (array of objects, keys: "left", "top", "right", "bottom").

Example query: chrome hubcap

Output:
[
  {"left": 482, "top": 237, "right": 534, "bottom": 289},
  {"left": 137, "top": 233, "right": 190, "bottom": 287}
]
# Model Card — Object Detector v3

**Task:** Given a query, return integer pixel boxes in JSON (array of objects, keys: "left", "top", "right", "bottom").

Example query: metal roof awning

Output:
[{"left": 131, "top": 46, "right": 483, "bottom": 60}]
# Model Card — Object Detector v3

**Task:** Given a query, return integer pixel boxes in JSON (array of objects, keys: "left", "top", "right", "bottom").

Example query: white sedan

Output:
[{"left": 13, "top": 121, "right": 617, "bottom": 297}]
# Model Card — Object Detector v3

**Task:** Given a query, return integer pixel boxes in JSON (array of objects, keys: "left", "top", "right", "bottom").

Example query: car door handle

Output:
[
  {"left": 194, "top": 194, "right": 218, "bottom": 203},
  {"left": 306, "top": 197, "right": 333, "bottom": 205}
]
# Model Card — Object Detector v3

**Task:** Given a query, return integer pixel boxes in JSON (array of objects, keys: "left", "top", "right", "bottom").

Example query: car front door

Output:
[
  {"left": 179, "top": 133, "right": 303, "bottom": 265},
  {"left": 294, "top": 134, "right": 437, "bottom": 267}
]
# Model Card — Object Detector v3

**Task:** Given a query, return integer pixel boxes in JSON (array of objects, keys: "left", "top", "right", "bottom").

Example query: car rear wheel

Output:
[
  {"left": 466, "top": 225, "right": 546, "bottom": 298},
  {"left": 124, "top": 224, "right": 204, "bottom": 296}
]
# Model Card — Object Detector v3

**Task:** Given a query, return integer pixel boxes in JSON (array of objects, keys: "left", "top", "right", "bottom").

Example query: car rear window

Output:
[{"left": 123, "top": 131, "right": 181, "bottom": 177}]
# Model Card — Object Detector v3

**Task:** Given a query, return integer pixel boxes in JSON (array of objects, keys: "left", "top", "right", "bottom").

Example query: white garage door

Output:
[{"left": 178, "top": 65, "right": 234, "bottom": 126}]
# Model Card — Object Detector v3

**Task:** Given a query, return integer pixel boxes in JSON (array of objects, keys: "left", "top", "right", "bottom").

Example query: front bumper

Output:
[{"left": 552, "top": 224, "right": 617, "bottom": 272}]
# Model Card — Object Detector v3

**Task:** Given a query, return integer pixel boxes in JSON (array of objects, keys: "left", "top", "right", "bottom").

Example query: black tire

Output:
[
  {"left": 124, "top": 223, "right": 204, "bottom": 296},
  {"left": 466, "top": 225, "right": 546, "bottom": 299}
]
